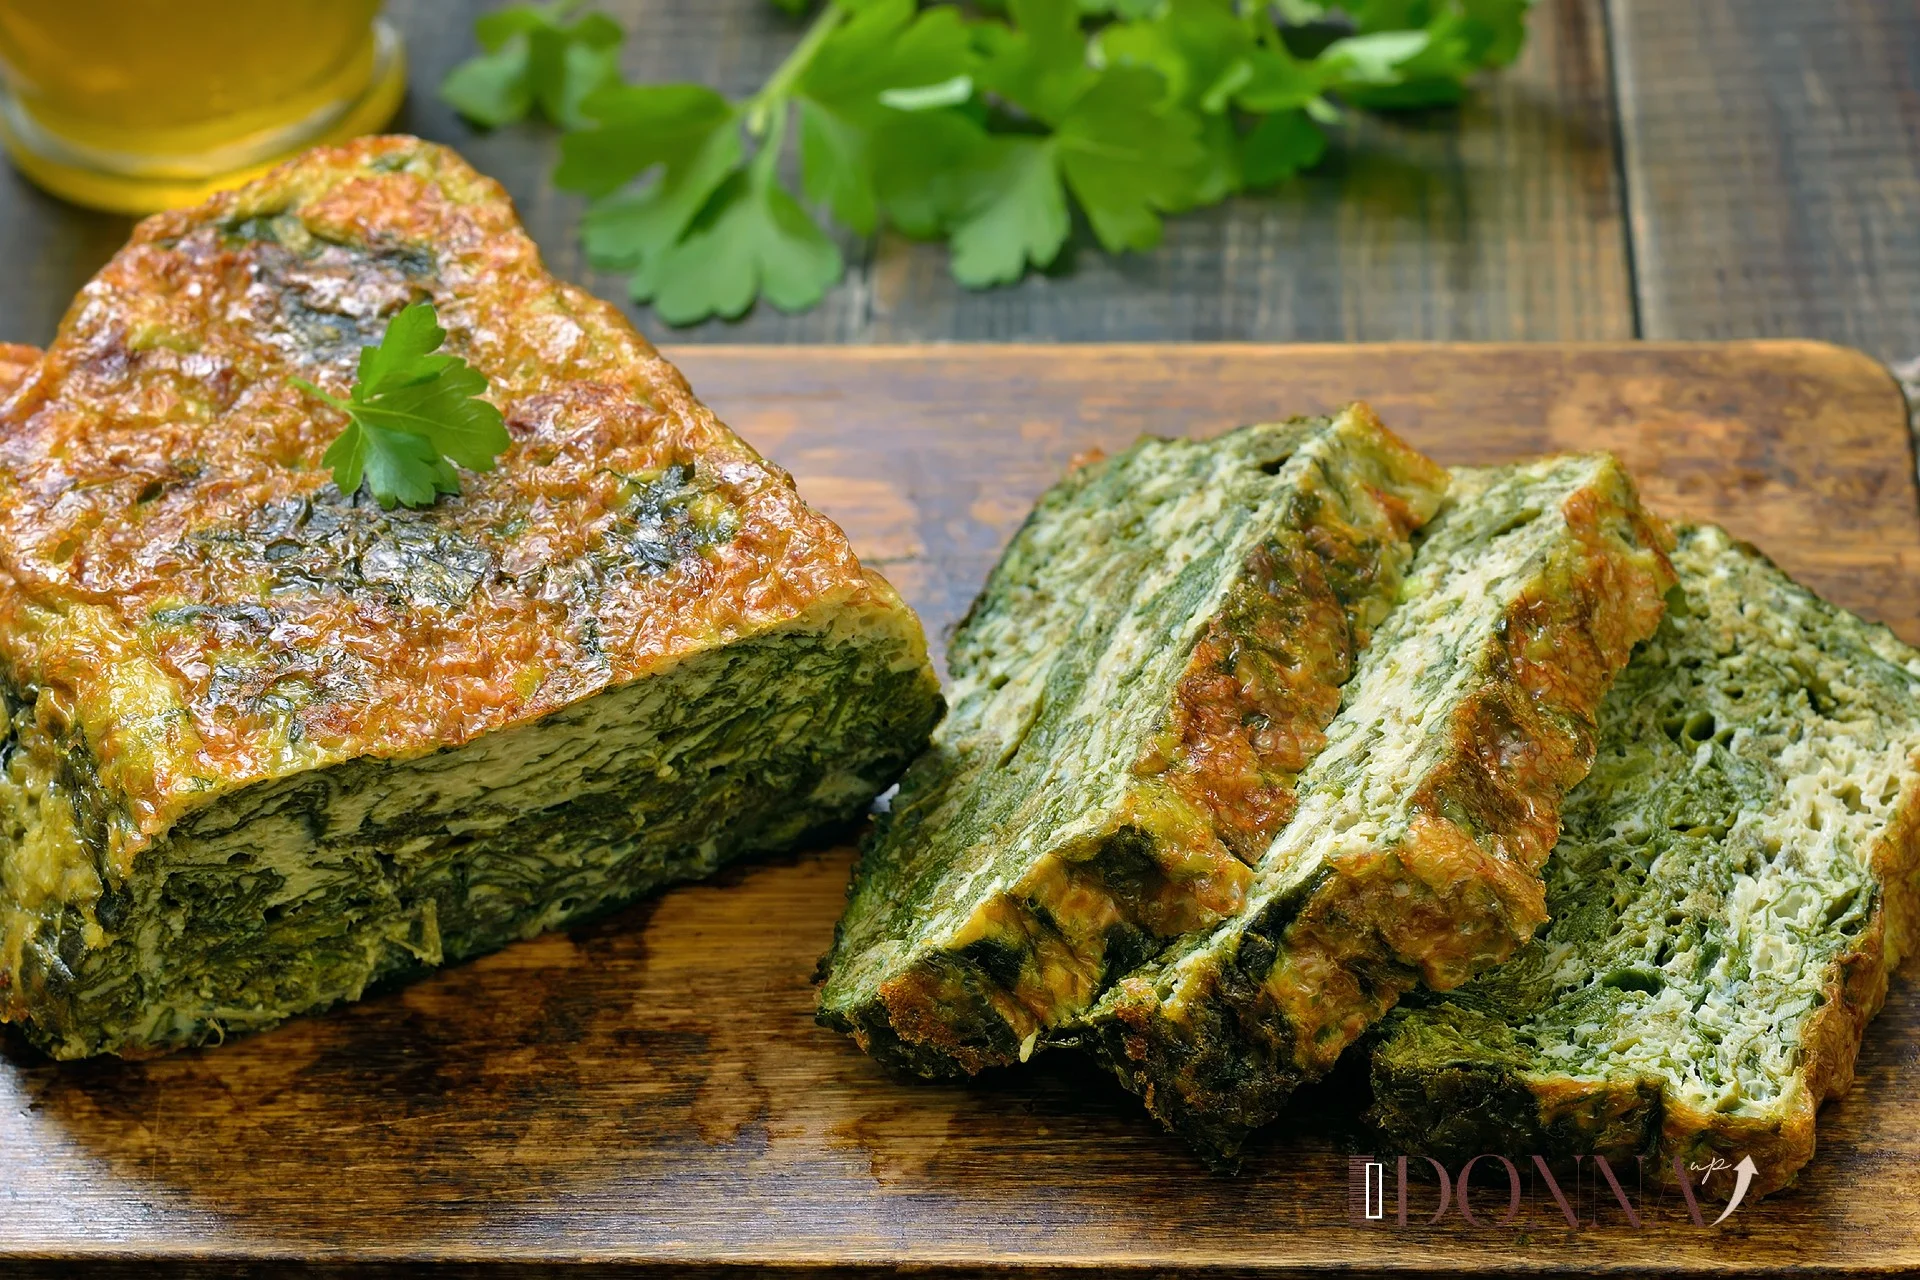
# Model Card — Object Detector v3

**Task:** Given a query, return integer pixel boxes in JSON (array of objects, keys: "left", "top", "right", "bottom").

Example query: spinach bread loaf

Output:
[
  {"left": 1367, "top": 524, "right": 1920, "bottom": 1198},
  {"left": 818, "top": 408, "right": 1450, "bottom": 1077},
  {"left": 1081, "top": 457, "right": 1677, "bottom": 1166},
  {"left": 0, "top": 137, "right": 942, "bottom": 1058}
]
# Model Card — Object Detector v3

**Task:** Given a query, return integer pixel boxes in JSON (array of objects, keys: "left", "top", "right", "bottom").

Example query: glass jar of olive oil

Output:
[{"left": 0, "top": 1, "right": 405, "bottom": 215}]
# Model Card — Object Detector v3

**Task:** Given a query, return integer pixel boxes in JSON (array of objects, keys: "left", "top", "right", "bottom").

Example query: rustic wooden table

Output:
[
  {"left": 0, "top": 1, "right": 1914, "bottom": 364},
  {"left": 4, "top": 6, "right": 1919, "bottom": 1278}
]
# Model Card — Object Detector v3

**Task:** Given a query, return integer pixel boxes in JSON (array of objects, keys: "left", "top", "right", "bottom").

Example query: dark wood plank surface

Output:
[
  {"left": 1608, "top": 0, "right": 1920, "bottom": 363},
  {"left": 4, "top": 341, "right": 1916, "bottom": 1275},
  {"left": 0, "top": 0, "right": 1635, "bottom": 349},
  {"left": 3, "top": 2, "right": 1914, "bottom": 365},
  {"left": 376, "top": 0, "right": 1640, "bottom": 344}
]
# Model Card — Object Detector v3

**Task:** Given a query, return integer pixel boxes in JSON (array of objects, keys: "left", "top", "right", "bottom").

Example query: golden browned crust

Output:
[
  {"left": 0, "top": 137, "right": 893, "bottom": 873},
  {"left": 1130, "top": 410, "right": 1447, "bottom": 892},
  {"left": 0, "top": 343, "right": 40, "bottom": 401},
  {"left": 1271, "top": 476, "right": 1677, "bottom": 1075}
]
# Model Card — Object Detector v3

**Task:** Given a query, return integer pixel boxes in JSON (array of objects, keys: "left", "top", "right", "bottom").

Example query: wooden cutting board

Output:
[{"left": 4, "top": 342, "right": 1916, "bottom": 1277}]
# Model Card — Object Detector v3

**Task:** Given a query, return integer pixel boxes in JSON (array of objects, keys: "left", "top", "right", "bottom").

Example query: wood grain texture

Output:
[
  {"left": 3, "top": 2, "right": 1919, "bottom": 360},
  {"left": 0, "top": 169, "right": 134, "bottom": 349},
  {"left": 2, "top": 342, "right": 1916, "bottom": 1276},
  {"left": 1610, "top": 0, "right": 1920, "bottom": 362},
  {"left": 0, "top": 1, "right": 1630, "bottom": 349}
]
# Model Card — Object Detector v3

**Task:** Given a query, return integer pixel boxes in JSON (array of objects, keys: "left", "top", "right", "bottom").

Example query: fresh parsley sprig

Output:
[
  {"left": 443, "top": 0, "right": 1532, "bottom": 325},
  {"left": 290, "top": 302, "right": 510, "bottom": 510}
]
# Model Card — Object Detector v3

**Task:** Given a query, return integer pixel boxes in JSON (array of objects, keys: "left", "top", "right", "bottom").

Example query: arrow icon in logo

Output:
[{"left": 1712, "top": 1155, "right": 1758, "bottom": 1225}]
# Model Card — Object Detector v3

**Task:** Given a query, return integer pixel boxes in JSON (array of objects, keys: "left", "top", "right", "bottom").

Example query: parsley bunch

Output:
[{"left": 444, "top": 0, "right": 1532, "bottom": 325}]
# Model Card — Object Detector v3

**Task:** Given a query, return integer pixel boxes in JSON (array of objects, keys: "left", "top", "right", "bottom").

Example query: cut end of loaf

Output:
[{"left": 1367, "top": 523, "right": 1920, "bottom": 1199}]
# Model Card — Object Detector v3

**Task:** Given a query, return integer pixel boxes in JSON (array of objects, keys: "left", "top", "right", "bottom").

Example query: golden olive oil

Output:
[{"left": 0, "top": 1, "right": 404, "bottom": 213}]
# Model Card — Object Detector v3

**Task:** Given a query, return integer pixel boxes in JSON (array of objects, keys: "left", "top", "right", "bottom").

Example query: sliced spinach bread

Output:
[
  {"left": 818, "top": 408, "right": 1450, "bottom": 1077},
  {"left": 1080, "top": 457, "right": 1677, "bottom": 1166},
  {"left": 1366, "top": 523, "right": 1920, "bottom": 1198}
]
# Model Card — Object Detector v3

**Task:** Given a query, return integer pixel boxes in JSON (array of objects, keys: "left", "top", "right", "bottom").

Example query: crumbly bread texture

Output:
[
  {"left": 1080, "top": 457, "right": 1676, "bottom": 1167},
  {"left": 1367, "top": 524, "right": 1920, "bottom": 1198},
  {"left": 0, "top": 137, "right": 941, "bottom": 1058},
  {"left": 818, "top": 409, "right": 1449, "bottom": 1078}
]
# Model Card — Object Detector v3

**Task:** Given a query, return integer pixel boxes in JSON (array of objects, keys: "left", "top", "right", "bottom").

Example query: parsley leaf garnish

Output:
[
  {"left": 445, "top": 0, "right": 1534, "bottom": 322},
  {"left": 946, "top": 134, "right": 1071, "bottom": 288},
  {"left": 289, "top": 302, "right": 510, "bottom": 510}
]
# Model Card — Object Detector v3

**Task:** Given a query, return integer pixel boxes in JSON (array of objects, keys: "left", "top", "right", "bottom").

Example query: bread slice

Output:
[
  {"left": 1079, "top": 457, "right": 1676, "bottom": 1166},
  {"left": 1366, "top": 523, "right": 1920, "bottom": 1198},
  {"left": 817, "top": 409, "right": 1450, "bottom": 1077},
  {"left": 0, "top": 137, "right": 942, "bottom": 1058}
]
